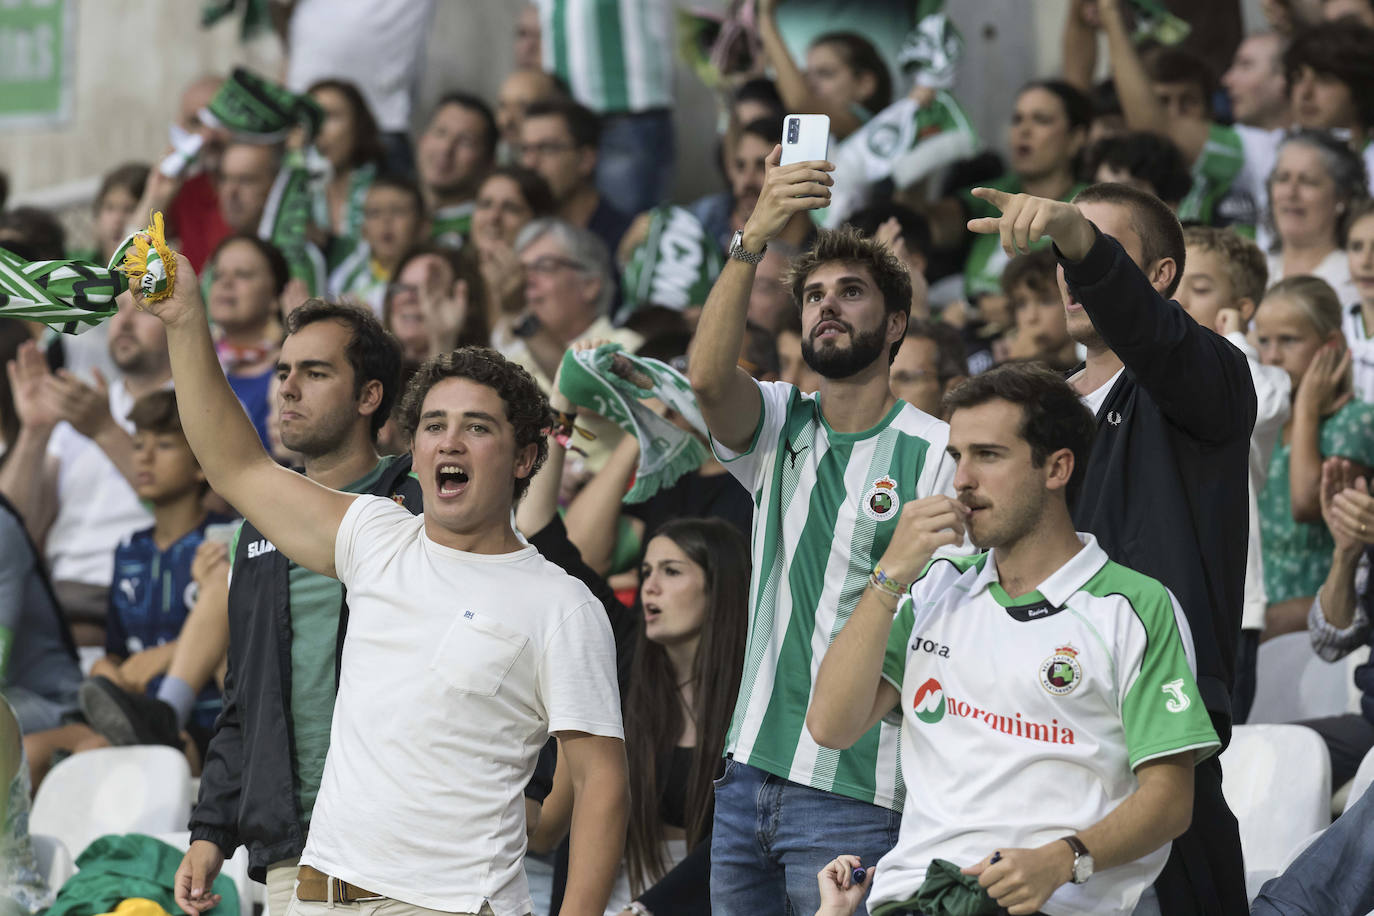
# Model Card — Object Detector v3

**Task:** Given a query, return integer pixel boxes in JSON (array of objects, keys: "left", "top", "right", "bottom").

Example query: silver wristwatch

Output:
[
  {"left": 1063, "top": 835, "right": 1094, "bottom": 884},
  {"left": 729, "top": 229, "right": 766, "bottom": 265}
]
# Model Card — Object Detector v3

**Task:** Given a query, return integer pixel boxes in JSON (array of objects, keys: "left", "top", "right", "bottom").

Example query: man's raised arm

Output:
[
  {"left": 808, "top": 495, "right": 967, "bottom": 750},
  {"left": 967, "top": 189, "right": 1256, "bottom": 444},
  {"left": 689, "top": 145, "right": 832, "bottom": 453},
  {"left": 135, "top": 253, "right": 355, "bottom": 576}
]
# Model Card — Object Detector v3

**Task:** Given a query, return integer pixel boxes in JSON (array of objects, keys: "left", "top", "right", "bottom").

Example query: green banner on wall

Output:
[{"left": 0, "top": 0, "right": 73, "bottom": 127}]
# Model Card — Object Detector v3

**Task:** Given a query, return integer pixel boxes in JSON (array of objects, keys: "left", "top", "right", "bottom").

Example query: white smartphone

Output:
[{"left": 780, "top": 113, "right": 830, "bottom": 165}]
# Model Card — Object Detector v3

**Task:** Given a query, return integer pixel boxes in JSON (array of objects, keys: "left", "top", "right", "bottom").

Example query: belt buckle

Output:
[{"left": 331, "top": 878, "right": 382, "bottom": 905}]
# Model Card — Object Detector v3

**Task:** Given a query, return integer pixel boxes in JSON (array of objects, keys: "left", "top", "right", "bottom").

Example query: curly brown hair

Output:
[
  {"left": 785, "top": 226, "right": 914, "bottom": 362},
  {"left": 395, "top": 346, "right": 553, "bottom": 501}
]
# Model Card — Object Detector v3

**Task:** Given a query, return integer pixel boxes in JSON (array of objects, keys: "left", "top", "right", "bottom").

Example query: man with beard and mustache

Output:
[
  {"left": 968, "top": 182, "right": 1255, "bottom": 916},
  {"left": 689, "top": 145, "right": 956, "bottom": 916},
  {"left": 809, "top": 363, "right": 1217, "bottom": 916}
]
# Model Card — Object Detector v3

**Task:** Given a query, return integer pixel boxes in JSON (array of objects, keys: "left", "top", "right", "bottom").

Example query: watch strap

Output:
[{"left": 1062, "top": 835, "right": 1089, "bottom": 858}]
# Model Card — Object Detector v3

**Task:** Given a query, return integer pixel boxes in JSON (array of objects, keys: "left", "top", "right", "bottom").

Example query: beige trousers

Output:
[
  {"left": 285, "top": 895, "right": 499, "bottom": 916},
  {"left": 265, "top": 858, "right": 301, "bottom": 916}
]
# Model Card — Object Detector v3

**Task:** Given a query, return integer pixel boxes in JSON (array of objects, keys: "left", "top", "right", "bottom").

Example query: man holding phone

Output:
[{"left": 689, "top": 142, "right": 956, "bottom": 916}]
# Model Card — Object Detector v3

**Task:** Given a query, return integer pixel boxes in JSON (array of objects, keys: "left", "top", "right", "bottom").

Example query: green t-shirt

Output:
[
  {"left": 961, "top": 173, "right": 1086, "bottom": 299},
  {"left": 228, "top": 456, "right": 397, "bottom": 828},
  {"left": 1260, "top": 399, "right": 1374, "bottom": 603}
]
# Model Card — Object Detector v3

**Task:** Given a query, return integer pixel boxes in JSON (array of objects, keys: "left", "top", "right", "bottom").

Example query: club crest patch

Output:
[
  {"left": 862, "top": 475, "right": 901, "bottom": 522},
  {"left": 1040, "top": 645, "right": 1083, "bottom": 696}
]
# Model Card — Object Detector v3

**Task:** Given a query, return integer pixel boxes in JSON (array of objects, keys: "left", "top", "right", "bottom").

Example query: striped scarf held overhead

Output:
[
  {"left": 0, "top": 247, "right": 126, "bottom": 335},
  {"left": 0, "top": 214, "right": 176, "bottom": 334}
]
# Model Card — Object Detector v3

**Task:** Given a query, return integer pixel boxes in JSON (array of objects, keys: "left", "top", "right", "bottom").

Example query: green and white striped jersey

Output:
[
  {"left": 870, "top": 537, "right": 1219, "bottom": 916},
  {"left": 713, "top": 380, "right": 955, "bottom": 810},
  {"left": 326, "top": 241, "right": 388, "bottom": 317},
  {"left": 537, "top": 0, "right": 673, "bottom": 115}
]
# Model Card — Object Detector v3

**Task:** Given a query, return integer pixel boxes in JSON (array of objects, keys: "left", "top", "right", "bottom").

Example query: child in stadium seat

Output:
[{"left": 23, "top": 390, "right": 230, "bottom": 785}]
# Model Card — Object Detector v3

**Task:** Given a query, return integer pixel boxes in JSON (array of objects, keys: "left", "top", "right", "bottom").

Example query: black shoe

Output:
[{"left": 79, "top": 676, "right": 182, "bottom": 748}]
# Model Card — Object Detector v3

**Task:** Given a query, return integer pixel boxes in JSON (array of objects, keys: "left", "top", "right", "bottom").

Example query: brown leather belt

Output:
[{"left": 295, "top": 865, "right": 384, "bottom": 904}]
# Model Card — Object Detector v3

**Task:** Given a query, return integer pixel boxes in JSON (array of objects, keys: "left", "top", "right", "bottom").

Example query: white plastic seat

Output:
[
  {"left": 155, "top": 830, "right": 258, "bottom": 916},
  {"left": 29, "top": 745, "right": 193, "bottom": 860},
  {"left": 1221, "top": 724, "right": 1332, "bottom": 902},
  {"left": 29, "top": 833, "right": 75, "bottom": 892},
  {"left": 1249, "top": 632, "right": 1354, "bottom": 724}
]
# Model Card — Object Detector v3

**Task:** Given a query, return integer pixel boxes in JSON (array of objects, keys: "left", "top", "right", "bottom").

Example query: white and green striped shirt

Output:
[
  {"left": 537, "top": 0, "right": 673, "bottom": 115},
  {"left": 713, "top": 380, "right": 955, "bottom": 810}
]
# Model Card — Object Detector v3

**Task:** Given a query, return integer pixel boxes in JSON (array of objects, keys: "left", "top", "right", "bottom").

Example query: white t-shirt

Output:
[
  {"left": 301, "top": 496, "right": 623, "bottom": 915},
  {"left": 1266, "top": 249, "right": 1357, "bottom": 306},
  {"left": 282, "top": 0, "right": 435, "bottom": 133},
  {"left": 1076, "top": 367, "right": 1124, "bottom": 419},
  {"left": 1226, "top": 331, "right": 1292, "bottom": 630},
  {"left": 869, "top": 537, "right": 1220, "bottom": 916},
  {"left": 44, "top": 383, "right": 153, "bottom": 586}
]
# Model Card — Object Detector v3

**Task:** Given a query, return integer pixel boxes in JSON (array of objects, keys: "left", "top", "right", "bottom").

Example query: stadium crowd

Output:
[{"left": 5, "top": 0, "right": 1374, "bottom": 915}]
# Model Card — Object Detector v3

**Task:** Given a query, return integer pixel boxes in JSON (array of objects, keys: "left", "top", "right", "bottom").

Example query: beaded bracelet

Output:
[{"left": 869, "top": 564, "right": 909, "bottom": 600}]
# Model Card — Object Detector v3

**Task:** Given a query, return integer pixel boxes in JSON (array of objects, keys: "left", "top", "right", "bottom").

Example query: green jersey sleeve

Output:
[{"left": 1120, "top": 580, "right": 1221, "bottom": 769}]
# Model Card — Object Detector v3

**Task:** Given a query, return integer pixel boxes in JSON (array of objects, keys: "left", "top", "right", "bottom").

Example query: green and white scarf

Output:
[
  {"left": 0, "top": 245, "right": 130, "bottom": 335},
  {"left": 897, "top": 3, "right": 962, "bottom": 90},
  {"left": 621, "top": 206, "right": 723, "bottom": 315},
  {"left": 200, "top": 67, "right": 323, "bottom": 143},
  {"left": 557, "top": 343, "right": 709, "bottom": 503},
  {"left": 1128, "top": 0, "right": 1191, "bottom": 45}
]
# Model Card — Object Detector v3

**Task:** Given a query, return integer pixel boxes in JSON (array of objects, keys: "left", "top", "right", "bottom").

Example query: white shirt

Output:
[
  {"left": 869, "top": 536, "right": 1220, "bottom": 916},
  {"left": 1341, "top": 305, "right": 1374, "bottom": 404},
  {"left": 301, "top": 496, "right": 623, "bottom": 915},
  {"left": 1225, "top": 331, "right": 1292, "bottom": 630},
  {"left": 1077, "top": 367, "right": 1124, "bottom": 419},
  {"left": 44, "top": 383, "right": 153, "bottom": 586},
  {"left": 282, "top": 0, "right": 435, "bottom": 133},
  {"left": 1266, "top": 248, "right": 1358, "bottom": 306}
]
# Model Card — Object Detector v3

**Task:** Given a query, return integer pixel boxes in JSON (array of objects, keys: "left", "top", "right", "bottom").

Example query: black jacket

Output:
[
  {"left": 189, "top": 457, "right": 422, "bottom": 880},
  {"left": 1062, "top": 230, "right": 1256, "bottom": 742}
]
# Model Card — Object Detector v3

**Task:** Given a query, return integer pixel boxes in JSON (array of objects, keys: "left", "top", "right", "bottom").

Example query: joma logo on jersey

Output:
[
  {"left": 246, "top": 539, "right": 277, "bottom": 559},
  {"left": 910, "top": 637, "right": 951, "bottom": 658}
]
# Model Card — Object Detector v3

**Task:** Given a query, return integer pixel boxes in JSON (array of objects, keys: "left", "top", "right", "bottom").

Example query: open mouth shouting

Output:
[{"left": 436, "top": 464, "right": 470, "bottom": 499}]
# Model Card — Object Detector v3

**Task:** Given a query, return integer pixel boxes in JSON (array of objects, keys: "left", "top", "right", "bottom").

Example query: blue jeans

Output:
[
  {"left": 595, "top": 109, "right": 674, "bottom": 217},
  {"left": 1250, "top": 782, "right": 1374, "bottom": 915},
  {"left": 711, "top": 758, "right": 901, "bottom": 916}
]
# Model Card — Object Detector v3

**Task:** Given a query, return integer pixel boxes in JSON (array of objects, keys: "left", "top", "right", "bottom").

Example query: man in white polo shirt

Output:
[
  {"left": 138, "top": 251, "right": 627, "bottom": 916},
  {"left": 808, "top": 364, "right": 1218, "bottom": 916}
]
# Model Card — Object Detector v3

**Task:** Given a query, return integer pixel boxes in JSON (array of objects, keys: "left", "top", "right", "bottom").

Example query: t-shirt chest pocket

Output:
[{"left": 429, "top": 612, "right": 530, "bottom": 697}]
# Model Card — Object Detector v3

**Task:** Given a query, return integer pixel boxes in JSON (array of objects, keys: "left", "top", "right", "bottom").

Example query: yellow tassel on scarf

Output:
[{"left": 116, "top": 211, "right": 176, "bottom": 304}]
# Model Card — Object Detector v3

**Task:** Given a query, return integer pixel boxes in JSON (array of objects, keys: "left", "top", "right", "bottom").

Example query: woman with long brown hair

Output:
[{"left": 613, "top": 517, "right": 750, "bottom": 915}]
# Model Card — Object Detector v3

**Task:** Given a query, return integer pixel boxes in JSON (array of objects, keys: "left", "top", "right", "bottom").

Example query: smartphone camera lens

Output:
[{"left": 788, "top": 118, "right": 799, "bottom": 142}]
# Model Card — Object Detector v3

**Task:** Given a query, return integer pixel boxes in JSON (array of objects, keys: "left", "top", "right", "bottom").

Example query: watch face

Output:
[{"left": 1073, "top": 854, "right": 1094, "bottom": 883}]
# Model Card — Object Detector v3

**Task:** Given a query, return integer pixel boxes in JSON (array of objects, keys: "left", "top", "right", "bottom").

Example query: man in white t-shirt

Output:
[
  {"left": 808, "top": 363, "right": 1218, "bottom": 916},
  {"left": 141, "top": 252, "right": 627, "bottom": 916}
]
